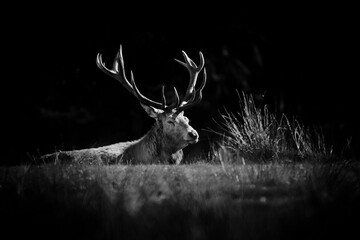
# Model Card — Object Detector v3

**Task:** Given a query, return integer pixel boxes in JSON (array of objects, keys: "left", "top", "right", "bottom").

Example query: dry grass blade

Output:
[{"left": 210, "top": 91, "right": 332, "bottom": 164}]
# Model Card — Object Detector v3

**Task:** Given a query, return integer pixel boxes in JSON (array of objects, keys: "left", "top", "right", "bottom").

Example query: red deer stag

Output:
[{"left": 41, "top": 45, "right": 206, "bottom": 164}]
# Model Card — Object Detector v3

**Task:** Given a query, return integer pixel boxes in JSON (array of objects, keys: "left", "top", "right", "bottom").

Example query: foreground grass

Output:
[{"left": 1, "top": 162, "right": 359, "bottom": 240}]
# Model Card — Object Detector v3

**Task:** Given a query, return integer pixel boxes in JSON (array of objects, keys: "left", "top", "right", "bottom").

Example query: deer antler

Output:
[
  {"left": 96, "top": 45, "right": 206, "bottom": 113},
  {"left": 174, "top": 51, "right": 207, "bottom": 113},
  {"left": 96, "top": 45, "right": 179, "bottom": 111}
]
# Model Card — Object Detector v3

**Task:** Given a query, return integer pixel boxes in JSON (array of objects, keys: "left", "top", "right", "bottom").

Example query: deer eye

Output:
[{"left": 167, "top": 120, "right": 175, "bottom": 126}]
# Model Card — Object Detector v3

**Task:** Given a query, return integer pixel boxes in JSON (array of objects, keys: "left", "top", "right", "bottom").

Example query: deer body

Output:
[{"left": 42, "top": 45, "right": 206, "bottom": 165}]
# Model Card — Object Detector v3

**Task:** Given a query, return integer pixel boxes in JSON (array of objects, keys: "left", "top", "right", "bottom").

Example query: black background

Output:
[{"left": 3, "top": 6, "right": 359, "bottom": 165}]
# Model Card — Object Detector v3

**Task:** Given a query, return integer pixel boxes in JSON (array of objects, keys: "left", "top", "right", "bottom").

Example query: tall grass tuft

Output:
[{"left": 211, "top": 91, "right": 331, "bottom": 164}]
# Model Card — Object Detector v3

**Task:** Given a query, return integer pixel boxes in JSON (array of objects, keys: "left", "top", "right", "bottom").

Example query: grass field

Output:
[
  {"left": 2, "top": 93, "right": 358, "bottom": 239},
  {"left": 1, "top": 161, "right": 359, "bottom": 240}
]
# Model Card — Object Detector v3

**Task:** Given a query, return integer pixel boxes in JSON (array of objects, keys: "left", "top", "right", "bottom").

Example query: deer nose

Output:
[{"left": 188, "top": 130, "right": 199, "bottom": 140}]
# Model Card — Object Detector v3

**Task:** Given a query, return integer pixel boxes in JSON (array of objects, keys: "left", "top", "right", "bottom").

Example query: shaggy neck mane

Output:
[
  {"left": 123, "top": 121, "right": 183, "bottom": 164},
  {"left": 143, "top": 123, "right": 164, "bottom": 157}
]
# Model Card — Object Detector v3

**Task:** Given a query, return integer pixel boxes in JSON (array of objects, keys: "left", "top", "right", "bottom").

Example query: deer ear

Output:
[
  {"left": 176, "top": 111, "right": 184, "bottom": 117},
  {"left": 140, "top": 103, "right": 163, "bottom": 118},
  {"left": 173, "top": 110, "right": 184, "bottom": 119}
]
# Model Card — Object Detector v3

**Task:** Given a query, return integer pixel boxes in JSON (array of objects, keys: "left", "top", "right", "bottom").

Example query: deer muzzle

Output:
[{"left": 187, "top": 129, "right": 199, "bottom": 144}]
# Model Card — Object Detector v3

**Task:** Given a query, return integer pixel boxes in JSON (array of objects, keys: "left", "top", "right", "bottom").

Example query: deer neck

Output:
[{"left": 139, "top": 123, "right": 183, "bottom": 164}]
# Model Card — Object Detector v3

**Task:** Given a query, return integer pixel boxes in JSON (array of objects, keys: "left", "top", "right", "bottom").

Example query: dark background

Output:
[{"left": 3, "top": 6, "right": 359, "bottom": 165}]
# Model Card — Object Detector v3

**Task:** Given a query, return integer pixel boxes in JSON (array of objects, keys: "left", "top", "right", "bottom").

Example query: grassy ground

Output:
[
  {"left": 2, "top": 92, "right": 357, "bottom": 239},
  {"left": 1, "top": 162, "right": 359, "bottom": 240}
]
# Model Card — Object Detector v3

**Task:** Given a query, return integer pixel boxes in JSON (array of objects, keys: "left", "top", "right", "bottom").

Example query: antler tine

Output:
[
  {"left": 160, "top": 85, "right": 180, "bottom": 111},
  {"left": 96, "top": 45, "right": 164, "bottom": 110},
  {"left": 96, "top": 46, "right": 133, "bottom": 94},
  {"left": 176, "top": 67, "right": 207, "bottom": 113},
  {"left": 174, "top": 51, "right": 205, "bottom": 103},
  {"left": 166, "top": 87, "right": 180, "bottom": 110},
  {"left": 173, "top": 50, "right": 206, "bottom": 113},
  {"left": 161, "top": 85, "right": 167, "bottom": 109}
]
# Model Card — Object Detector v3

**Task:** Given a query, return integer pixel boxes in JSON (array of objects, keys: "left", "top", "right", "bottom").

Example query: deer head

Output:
[{"left": 96, "top": 45, "right": 206, "bottom": 161}]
